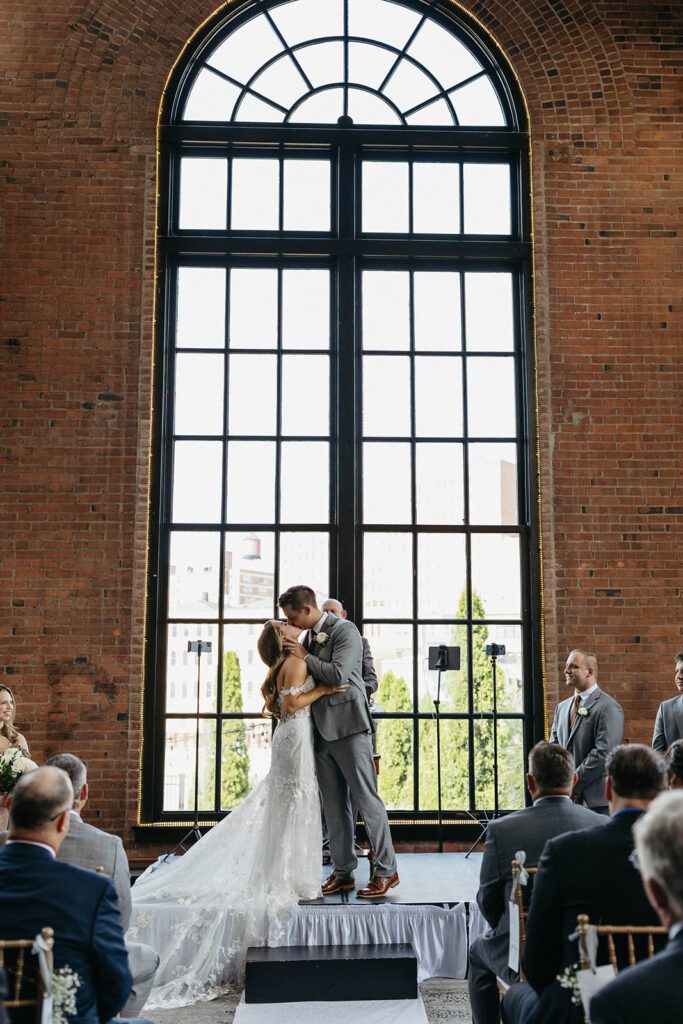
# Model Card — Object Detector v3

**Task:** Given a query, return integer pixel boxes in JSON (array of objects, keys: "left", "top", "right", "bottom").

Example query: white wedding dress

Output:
[{"left": 128, "top": 679, "right": 322, "bottom": 1007}]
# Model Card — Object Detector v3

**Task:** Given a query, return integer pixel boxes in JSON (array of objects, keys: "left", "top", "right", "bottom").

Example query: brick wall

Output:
[{"left": 1, "top": 1, "right": 680, "bottom": 848}]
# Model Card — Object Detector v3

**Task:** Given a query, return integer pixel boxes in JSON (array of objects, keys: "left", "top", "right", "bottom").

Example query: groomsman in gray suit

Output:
[
  {"left": 549, "top": 649, "right": 624, "bottom": 814},
  {"left": 322, "top": 598, "right": 378, "bottom": 701},
  {"left": 44, "top": 754, "right": 159, "bottom": 1016},
  {"left": 280, "top": 585, "right": 398, "bottom": 898},
  {"left": 652, "top": 650, "right": 683, "bottom": 752}
]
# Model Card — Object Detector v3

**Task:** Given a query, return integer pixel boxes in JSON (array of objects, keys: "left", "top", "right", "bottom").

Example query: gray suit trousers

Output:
[
  {"left": 122, "top": 940, "right": 160, "bottom": 1017},
  {"left": 315, "top": 729, "right": 396, "bottom": 878}
]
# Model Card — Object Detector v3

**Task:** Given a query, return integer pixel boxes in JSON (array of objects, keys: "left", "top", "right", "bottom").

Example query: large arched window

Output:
[{"left": 142, "top": 0, "right": 538, "bottom": 830}]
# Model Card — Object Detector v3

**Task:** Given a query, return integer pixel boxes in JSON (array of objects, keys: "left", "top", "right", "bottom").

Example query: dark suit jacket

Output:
[
  {"left": 549, "top": 687, "right": 624, "bottom": 807},
  {"left": 475, "top": 797, "right": 605, "bottom": 977},
  {"left": 361, "top": 636, "right": 378, "bottom": 697},
  {"left": 0, "top": 842, "right": 132, "bottom": 1024},
  {"left": 522, "top": 810, "right": 661, "bottom": 993},
  {"left": 589, "top": 930, "right": 683, "bottom": 1024},
  {"left": 652, "top": 693, "right": 683, "bottom": 752}
]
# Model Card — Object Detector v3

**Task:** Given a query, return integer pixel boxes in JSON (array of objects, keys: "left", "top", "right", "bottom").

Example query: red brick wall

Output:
[{"left": 1, "top": 1, "right": 681, "bottom": 848}]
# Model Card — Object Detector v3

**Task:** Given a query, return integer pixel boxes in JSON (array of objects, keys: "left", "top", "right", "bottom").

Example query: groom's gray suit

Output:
[{"left": 305, "top": 613, "right": 396, "bottom": 878}]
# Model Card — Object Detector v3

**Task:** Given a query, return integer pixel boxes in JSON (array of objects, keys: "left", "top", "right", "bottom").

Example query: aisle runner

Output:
[{"left": 233, "top": 992, "right": 429, "bottom": 1024}]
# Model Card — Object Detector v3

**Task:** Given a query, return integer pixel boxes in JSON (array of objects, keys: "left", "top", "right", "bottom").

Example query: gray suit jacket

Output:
[
  {"left": 549, "top": 686, "right": 624, "bottom": 807},
  {"left": 475, "top": 797, "right": 605, "bottom": 977},
  {"left": 59, "top": 813, "right": 132, "bottom": 930},
  {"left": 652, "top": 693, "right": 683, "bottom": 752},
  {"left": 306, "top": 613, "right": 374, "bottom": 741},
  {"left": 361, "top": 636, "right": 378, "bottom": 696}
]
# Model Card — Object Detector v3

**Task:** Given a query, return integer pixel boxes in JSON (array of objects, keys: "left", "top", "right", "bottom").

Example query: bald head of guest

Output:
[
  {"left": 322, "top": 598, "right": 347, "bottom": 619},
  {"left": 8, "top": 766, "right": 73, "bottom": 852}
]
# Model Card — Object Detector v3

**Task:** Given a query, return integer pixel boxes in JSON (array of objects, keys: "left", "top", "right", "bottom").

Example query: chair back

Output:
[
  {"left": 576, "top": 912, "right": 667, "bottom": 973},
  {"left": 0, "top": 927, "right": 54, "bottom": 1015},
  {"left": 511, "top": 858, "right": 537, "bottom": 977}
]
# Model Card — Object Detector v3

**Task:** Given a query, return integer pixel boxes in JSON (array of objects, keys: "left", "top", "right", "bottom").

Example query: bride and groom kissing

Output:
[{"left": 129, "top": 584, "right": 398, "bottom": 1008}]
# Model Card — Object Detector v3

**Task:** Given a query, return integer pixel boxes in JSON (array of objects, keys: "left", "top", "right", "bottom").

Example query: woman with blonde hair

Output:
[
  {"left": 0, "top": 686, "right": 30, "bottom": 757},
  {"left": 129, "top": 619, "right": 346, "bottom": 1008}
]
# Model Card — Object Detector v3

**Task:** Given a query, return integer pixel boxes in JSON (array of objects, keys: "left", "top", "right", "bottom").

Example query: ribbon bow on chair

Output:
[
  {"left": 511, "top": 849, "right": 529, "bottom": 899},
  {"left": 32, "top": 930, "right": 54, "bottom": 1024}
]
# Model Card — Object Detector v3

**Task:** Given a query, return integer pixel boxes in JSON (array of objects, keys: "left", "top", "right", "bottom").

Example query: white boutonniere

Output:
[
  {"left": 314, "top": 632, "right": 329, "bottom": 646},
  {"left": 577, "top": 706, "right": 589, "bottom": 718}
]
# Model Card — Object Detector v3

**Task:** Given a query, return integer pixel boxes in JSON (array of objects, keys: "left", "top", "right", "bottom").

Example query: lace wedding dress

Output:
[{"left": 128, "top": 679, "right": 322, "bottom": 1007}]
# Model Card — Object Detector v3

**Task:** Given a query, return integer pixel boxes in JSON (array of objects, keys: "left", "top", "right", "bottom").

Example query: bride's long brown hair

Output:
[{"left": 258, "top": 621, "right": 287, "bottom": 718}]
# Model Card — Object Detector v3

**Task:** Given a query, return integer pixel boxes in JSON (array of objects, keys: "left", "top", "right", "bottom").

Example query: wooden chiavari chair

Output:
[{"left": 0, "top": 926, "right": 54, "bottom": 1019}]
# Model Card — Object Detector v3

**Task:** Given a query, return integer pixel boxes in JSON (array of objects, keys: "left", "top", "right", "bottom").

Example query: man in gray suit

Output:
[
  {"left": 44, "top": 754, "right": 159, "bottom": 1017},
  {"left": 280, "top": 585, "right": 398, "bottom": 898},
  {"left": 468, "top": 742, "right": 604, "bottom": 1024},
  {"left": 652, "top": 649, "right": 683, "bottom": 752},
  {"left": 549, "top": 649, "right": 624, "bottom": 814}
]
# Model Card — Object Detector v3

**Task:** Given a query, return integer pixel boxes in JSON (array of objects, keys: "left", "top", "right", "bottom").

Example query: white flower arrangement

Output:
[
  {"left": 52, "top": 965, "right": 81, "bottom": 1024},
  {"left": 577, "top": 706, "right": 589, "bottom": 718},
  {"left": 0, "top": 748, "right": 38, "bottom": 794},
  {"left": 314, "top": 632, "right": 329, "bottom": 646},
  {"left": 556, "top": 962, "right": 582, "bottom": 1006}
]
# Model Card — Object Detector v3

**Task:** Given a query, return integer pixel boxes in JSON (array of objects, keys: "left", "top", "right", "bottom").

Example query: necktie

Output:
[{"left": 569, "top": 693, "right": 582, "bottom": 729}]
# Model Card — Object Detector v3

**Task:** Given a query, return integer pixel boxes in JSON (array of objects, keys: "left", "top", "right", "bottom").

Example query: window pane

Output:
[
  {"left": 362, "top": 162, "right": 409, "bottom": 233},
  {"left": 174, "top": 353, "right": 224, "bottom": 435},
  {"left": 220, "top": 715, "right": 254, "bottom": 808},
  {"left": 363, "top": 442, "right": 411, "bottom": 525},
  {"left": 348, "top": 0, "right": 420, "bottom": 50},
  {"left": 296, "top": 41, "right": 344, "bottom": 87},
  {"left": 280, "top": 442, "right": 329, "bottom": 523},
  {"left": 176, "top": 268, "right": 226, "bottom": 350},
  {"left": 222, "top": 718, "right": 272, "bottom": 807},
  {"left": 383, "top": 59, "right": 438, "bottom": 112},
  {"left": 474, "top": 718, "right": 525, "bottom": 810},
  {"left": 281, "top": 355, "right": 329, "bottom": 435},
  {"left": 418, "top": 623, "right": 469, "bottom": 713},
  {"left": 375, "top": 718, "right": 413, "bottom": 810},
  {"left": 348, "top": 89, "right": 402, "bottom": 126},
  {"left": 224, "top": 532, "right": 275, "bottom": 616},
  {"left": 282, "top": 269, "right": 330, "bottom": 350},
  {"left": 467, "top": 357, "right": 516, "bottom": 437},
  {"left": 289, "top": 88, "right": 344, "bottom": 124},
  {"left": 279, "top": 532, "right": 329, "bottom": 602},
  {"left": 407, "top": 21, "right": 482, "bottom": 90},
  {"left": 229, "top": 269, "right": 277, "bottom": 349},
  {"left": 179, "top": 158, "right": 227, "bottom": 230},
  {"left": 414, "top": 272, "right": 461, "bottom": 352},
  {"left": 172, "top": 441, "right": 222, "bottom": 523},
  {"left": 283, "top": 160, "right": 331, "bottom": 231},
  {"left": 418, "top": 533, "right": 466, "bottom": 619},
  {"left": 463, "top": 164, "right": 511, "bottom": 235},
  {"left": 271, "top": 0, "right": 343, "bottom": 46},
  {"left": 207, "top": 15, "right": 281, "bottom": 84},
  {"left": 228, "top": 354, "right": 277, "bottom": 435},
  {"left": 365, "top": 623, "right": 413, "bottom": 710},
  {"left": 222, "top": 618, "right": 270, "bottom": 716},
  {"left": 253, "top": 55, "right": 308, "bottom": 110},
  {"left": 413, "top": 163, "right": 460, "bottom": 234},
  {"left": 364, "top": 533, "right": 412, "bottom": 618},
  {"left": 453, "top": 76, "right": 506, "bottom": 127},
  {"left": 348, "top": 41, "right": 397, "bottom": 90},
  {"left": 231, "top": 159, "right": 279, "bottom": 231},
  {"left": 362, "top": 271, "right": 410, "bottom": 351},
  {"left": 363, "top": 356, "right": 411, "bottom": 437},
  {"left": 226, "top": 442, "right": 275, "bottom": 523},
  {"left": 415, "top": 356, "right": 462, "bottom": 437},
  {"left": 163, "top": 719, "right": 217, "bottom": 811},
  {"left": 416, "top": 443, "right": 464, "bottom": 525},
  {"left": 469, "top": 443, "right": 518, "bottom": 526},
  {"left": 470, "top": 533, "right": 521, "bottom": 619},
  {"left": 406, "top": 99, "right": 453, "bottom": 127},
  {"left": 165, "top": 624, "right": 219, "bottom": 714},
  {"left": 183, "top": 67, "right": 240, "bottom": 122},
  {"left": 418, "top": 718, "right": 469, "bottom": 810},
  {"left": 168, "top": 532, "right": 220, "bottom": 618},
  {"left": 465, "top": 273, "right": 514, "bottom": 352},
  {"left": 487, "top": 625, "right": 524, "bottom": 713},
  {"left": 236, "top": 94, "right": 284, "bottom": 123}
]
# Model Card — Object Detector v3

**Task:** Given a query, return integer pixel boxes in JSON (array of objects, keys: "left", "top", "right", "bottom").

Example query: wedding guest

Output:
[
  {"left": 549, "top": 650, "right": 624, "bottom": 813},
  {"left": 665, "top": 738, "right": 683, "bottom": 789},
  {"left": 468, "top": 742, "right": 604, "bottom": 1024},
  {"left": 44, "top": 753, "right": 159, "bottom": 1017},
  {"left": 321, "top": 599, "right": 378, "bottom": 701},
  {"left": 0, "top": 686, "right": 30, "bottom": 756},
  {"left": 652, "top": 650, "right": 683, "bottom": 752},
  {"left": 0, "top": 766, "right": 150, "bottom": 1024},
  {"left": 590, "top": 790, "right": 683, "bottom": 1023}
]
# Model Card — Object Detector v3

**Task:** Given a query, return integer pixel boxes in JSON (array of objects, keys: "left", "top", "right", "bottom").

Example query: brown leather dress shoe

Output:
[
  {"left": 321, "top": 873, "right": 355, "bottom": 895},
  {"left": 356, "top": 871, "right": 399, "bottom": 899}
]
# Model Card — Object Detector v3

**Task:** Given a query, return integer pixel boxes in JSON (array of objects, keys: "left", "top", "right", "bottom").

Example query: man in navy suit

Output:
[
  {"left": 0, "top": 766, "right": 150, "bottom": 1024},
  {"left": 590, "top": 789, "right": 683, "bottom": 1023}
]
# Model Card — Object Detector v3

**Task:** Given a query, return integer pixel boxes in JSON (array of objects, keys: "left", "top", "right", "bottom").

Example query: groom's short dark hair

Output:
[{"left": 278, "top": 585, "right": 317, "bottom": 610}]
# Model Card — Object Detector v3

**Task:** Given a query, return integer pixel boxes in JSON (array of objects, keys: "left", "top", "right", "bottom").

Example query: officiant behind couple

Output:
[{"left": 128, "top": 585, "right": 398, "bottom": 1009}]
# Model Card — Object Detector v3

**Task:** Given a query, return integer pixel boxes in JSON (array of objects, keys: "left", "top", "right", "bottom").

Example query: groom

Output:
[{"left": 279, "top": 585, "right": 399, "bottom": 898}]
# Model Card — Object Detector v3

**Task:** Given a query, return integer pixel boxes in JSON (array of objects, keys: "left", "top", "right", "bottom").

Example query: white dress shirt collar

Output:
[
  {"left": 313, "top": 612, "right": 328, "bottom": 635},
  {"left": 5, "top": 839, "right": 56, "bottom": 858},
  {"left": 577, "top": 683, "right": 599, "bottom": 702},
  {"left": 670, "top": 920, "right": 683, "bottom": 940},
  {"left": 533, "top": 795, "right": 572, "bottom": 805}
]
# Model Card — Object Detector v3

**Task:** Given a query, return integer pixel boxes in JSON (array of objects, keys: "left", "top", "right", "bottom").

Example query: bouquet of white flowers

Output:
[
  {"left": 52, "top": 965, "right": 81, "bottom": 1024},
  {"left": 0, "top": 748, "right": 38, "bottom": 794}
]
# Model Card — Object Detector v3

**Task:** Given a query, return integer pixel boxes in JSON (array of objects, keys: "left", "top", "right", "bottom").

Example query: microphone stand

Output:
[
  {"left": 434, "top": 648, "right": 446, "bottom": 854},
  {"left": 465, "top": 646, "right": 501, "bottom": 857}
]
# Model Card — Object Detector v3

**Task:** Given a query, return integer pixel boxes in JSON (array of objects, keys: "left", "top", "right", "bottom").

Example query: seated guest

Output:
[
  {"left": 468, "top": 742, "right": 605, "bottom": 1024},
  {"left": 549, "top": 650, "right": 624, "bottom": 813},
  {"left": 651, "top": 649, "right": 683, "bottom": 752},
  {"left": 502, "top": 744, "right": 667, "bottom": 1024},
  {"left": 44, "top": 753, "right": 159, "bottom": 1016},
  {"left": 665, "top": 738, "right": 683, "bottom": 789},
  {"left": 590, "top": 790, "right": 683, "bottom": 1023},
  {"left": 0, "top": 766, "right": 150, "bottom": 1024}
]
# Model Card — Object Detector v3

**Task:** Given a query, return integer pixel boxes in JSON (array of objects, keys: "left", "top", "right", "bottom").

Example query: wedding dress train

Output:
[{"left": 128, "top": 679, "right": 322, "bottom": 1007}]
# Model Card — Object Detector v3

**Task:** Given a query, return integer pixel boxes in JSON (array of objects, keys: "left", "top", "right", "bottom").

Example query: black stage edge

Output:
[{"left": 245, "top": 943, "right": 418, "bottom": 1003}]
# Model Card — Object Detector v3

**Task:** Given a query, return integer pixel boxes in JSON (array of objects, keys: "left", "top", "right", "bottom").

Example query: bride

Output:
[{"left": 128, "top": 620, "right": 347, "bottom": 1008}]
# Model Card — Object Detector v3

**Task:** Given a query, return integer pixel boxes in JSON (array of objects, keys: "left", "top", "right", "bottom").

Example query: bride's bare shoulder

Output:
[{"left": 277, "top": 657, "right": 308, "bottom": 690}]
